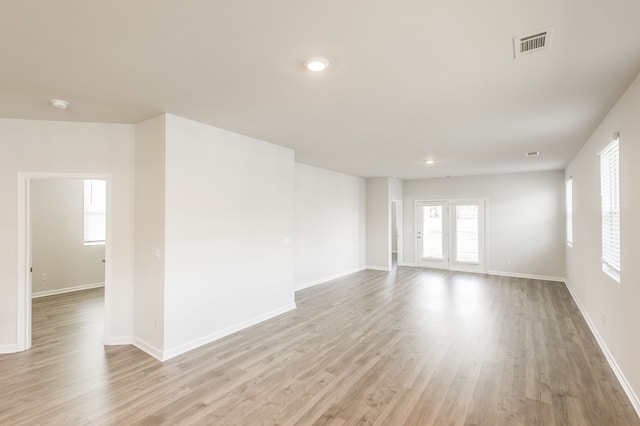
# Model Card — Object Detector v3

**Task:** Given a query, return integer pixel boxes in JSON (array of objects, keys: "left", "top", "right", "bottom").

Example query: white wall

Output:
[
  {"left": 134, "top": 115, "right": 166, "bottom": 355},
  {"left": 0, "top": 119, "right": 135, "bottom": 352},
  {"left": 403, "top": 171, "right": 565, "bottom": 279},
  {"left": 294, "top": 163, "right": 366, "bottom": 289},
  {"left": 566, "top": 72, "right": 640, "bottom": 411},
  {"left": 162, "top": 114, "right": 296, "bottom": 357},
  {"left": 389, "top": 177, "right": 403, "bottom": 201},
  {"left": 366, "top": 178, "right": 391, "bottom": 270},
  {"left": 31, "top": 179, "right": 105, "bottom": 295}
]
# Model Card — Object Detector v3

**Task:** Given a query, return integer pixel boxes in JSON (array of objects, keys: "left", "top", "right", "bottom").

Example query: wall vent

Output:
[{"left": 514, "top": 28, "right": 553, "bottom": 59}]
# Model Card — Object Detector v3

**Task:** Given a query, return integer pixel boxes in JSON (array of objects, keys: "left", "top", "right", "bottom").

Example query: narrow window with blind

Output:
[
  {"left": 600, "top": 136, "right": 620, "bottom": 282},
  {"left": 566, "top": 178, "right": 573, "bottom": 247},
  {"left": 84, "top": 179, "right": 106, "bottom": 245}
]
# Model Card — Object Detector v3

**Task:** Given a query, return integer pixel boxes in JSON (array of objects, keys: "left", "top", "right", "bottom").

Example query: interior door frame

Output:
[
  {"left": 414, "top": 198, "right": 488, "bottom": 273},
  {"left": 390, "top": 200, "right": 403, "bottom": 267},
  {"left": 16, "top": 172, "right": 112, "bottom": 352}
]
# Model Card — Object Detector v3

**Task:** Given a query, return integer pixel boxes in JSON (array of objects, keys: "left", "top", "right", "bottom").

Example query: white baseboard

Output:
[
  {"left": 398, "top": 262, "right": 417, "bottom": 267},
  {"left": 564, "top": 280, "right": 640, "bottom": 417},
  {"left": 366, "top": 266, "right": 391, "bottom": 272},
  {"left": 133, "top": 337, "right": 164, "bottom": 361},
  {"left": 32, "top": 282, "right": 105, "bottom": 298},
  {"left": 295, "top": 267, "right": 366, "bottom": 291},
  {"left": 161, "top": 302, "right": 297, "bottom": 362},
  {"left": 488, "top": 270, "right": 565, "bottom": 282},
  {"left": 0, "top": 344, "right": 18, "bottom": 354},
  {"left": 105, "top": 336, "right": 134, "bottom": 346}
]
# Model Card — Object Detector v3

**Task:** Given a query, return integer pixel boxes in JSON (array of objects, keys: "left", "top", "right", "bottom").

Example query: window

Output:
[
  {"left": 84, "top": 179, "right": 106, "bottom": 245},
  {"left": 600, "top": 137, "right": 620, "bottom": 281},
  {"left": 422, "top": 205, "right": 443, "bottom": 259},
  {"left": 566, "top": 178, "right": 573, "bottom": 247},
  {"left": 455, "top": 205, "right": 479, "bottom": 263}
]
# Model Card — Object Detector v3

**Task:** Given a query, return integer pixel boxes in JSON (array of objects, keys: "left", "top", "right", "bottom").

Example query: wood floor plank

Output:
[{"left": 0, "top": 270, "right": 638, "bottom": 425}]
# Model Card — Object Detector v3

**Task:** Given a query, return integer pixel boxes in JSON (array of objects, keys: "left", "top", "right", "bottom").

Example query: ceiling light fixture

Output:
[
  {"left": 304, "top": 57, "right": 330, "bottom": 72},
  {"left": 425, "top": 159, "right": 437, "bottom": 165},
  {"left": 525, "top": 151, "right": 540, "bottom": 157},
  {"left": 50, "top": 99, "right": 70, "bottom": 110}
]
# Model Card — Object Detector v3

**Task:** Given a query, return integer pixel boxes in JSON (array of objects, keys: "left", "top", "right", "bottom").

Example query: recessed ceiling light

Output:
[
  {"left": 50, "top": 99, "right": 70, "bottom": 110},
  {"left": 304, "top": 57, "right": 329, "bottom": 72},
  {"left": 525, "top": 151, "right": 540, "bottom": 157},
  {"left": 425, "top": 159, "right": 437, "bottom": 165}
]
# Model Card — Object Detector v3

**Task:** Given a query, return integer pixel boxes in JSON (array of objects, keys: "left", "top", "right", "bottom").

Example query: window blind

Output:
[
  {"left": 600, "top": 138, "right": 620, "bottom": 277},
  {"left": 84, "top": 179, "right": 106, "bottom": 244}
]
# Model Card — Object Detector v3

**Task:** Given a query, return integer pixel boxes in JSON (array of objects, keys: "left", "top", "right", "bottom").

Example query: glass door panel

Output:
[
  {"left": 455, "top": 205, "right": 479, "bottom": 263},
  {"left": 423, "top": 205, "right": 443, "bottom": 259},
  {"left": 417, "top": 202, "right": 449, "bottom": 270}
]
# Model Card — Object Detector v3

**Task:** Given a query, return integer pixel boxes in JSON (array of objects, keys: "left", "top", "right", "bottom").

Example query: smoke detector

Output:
[{"left": 514, "top": 28, "right": 553, "bottom": 59}]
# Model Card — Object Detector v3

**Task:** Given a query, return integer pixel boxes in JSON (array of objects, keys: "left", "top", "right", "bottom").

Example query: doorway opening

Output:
[
  {"left": 17, "top": 173, "right": 112, "bottom": 352},
  {"left": 390, "top": 200, "right": 402, "bottom": 269},
  {"left": 416, "top": 199, "right": 486, "bottom": 273}
]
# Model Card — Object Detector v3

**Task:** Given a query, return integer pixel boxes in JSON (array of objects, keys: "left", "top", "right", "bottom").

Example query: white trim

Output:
[
  {"left": 16, "top": 173, "right": 29, "bottom": 351},
  {"left": 105, "top": 336, "right": 134, "bottom": 346},
  {"left": 161, "top": 303, "right": 297, "bottom": 361},
  {"left": 103, "top": 177, "right": 113, "bottom": 345},
  {"left": 488, "top": 270, "right": 565, "bottom": 282},
  {"left": 398, "top": 262, "right": 417, "bottom": 267},
  {"left": 366, "top": 266, "right": 391, "bottom": 272},
  {"left": 134, "top": 337, "right": 164, "bottom": 361},
  {"left": 403, "top": 266, "right": 564, "bottom": 282},
  {"left": 564, "top": 280, "right": 640, "bottom": 417},
  {"left": 0, "top": 344, "right": 18, "bottom": 354},
  {"left": 16, "top": 172, "right": 113, "bottom": 352},
  {"left": 32, "top": 282, "right": 104, "bottom": 298},
  {"left": 295, "top": 267, "right": 366, "bottom": 291}
]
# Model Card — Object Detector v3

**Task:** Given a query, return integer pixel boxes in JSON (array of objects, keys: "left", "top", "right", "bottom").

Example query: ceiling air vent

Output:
[{"left": 514, "top": 28, "right": 553, "bottom": 59}]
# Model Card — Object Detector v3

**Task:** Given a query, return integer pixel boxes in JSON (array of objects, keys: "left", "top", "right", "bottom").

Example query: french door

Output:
[{"left": 416, "top": 200, "right": 486, "bottom": 273}]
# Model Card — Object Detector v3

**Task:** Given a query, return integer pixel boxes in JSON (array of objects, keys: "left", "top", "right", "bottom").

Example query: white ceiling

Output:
[{"left": 1, "top": 1, "right": 639, "bottom": 179}]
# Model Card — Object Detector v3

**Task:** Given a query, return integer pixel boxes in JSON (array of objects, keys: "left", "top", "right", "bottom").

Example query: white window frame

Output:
[
  {"left": 600, "top": 136, "right": 620, "bottom": 282},
  {"left": 84, "top": 179, "right": 106, "bottom": 245},
  {"left": 566, "top": 178, "right": 573, "bottom": 247}
]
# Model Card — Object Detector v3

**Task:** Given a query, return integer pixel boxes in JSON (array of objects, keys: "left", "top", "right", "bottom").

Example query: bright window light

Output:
[
  {"left": 84, "top": 179, "right": 106, "bottom": 245},
  {"left": 600, "top": 137, "right": 620, "bottom": 282}
]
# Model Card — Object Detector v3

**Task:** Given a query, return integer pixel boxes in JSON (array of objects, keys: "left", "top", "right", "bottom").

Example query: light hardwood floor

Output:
[{"left": 1, "top": 268, "right": 638, "bottom": 425}]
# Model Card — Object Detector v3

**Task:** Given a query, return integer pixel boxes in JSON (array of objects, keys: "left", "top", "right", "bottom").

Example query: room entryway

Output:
[
  {"left": 17, "top": 173, "right": 112, "bottom": 352},
  {"left": 29, "top": 178, "right": 106, "bottom": 350},
  {"left": 390, "top": 200, "right": 402, "bottom": 269},
  {"left": 416, "top": 199, "right": 486, "bottom": 273}
]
